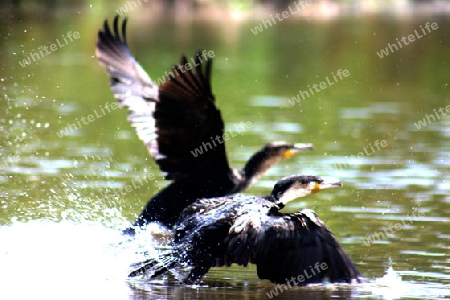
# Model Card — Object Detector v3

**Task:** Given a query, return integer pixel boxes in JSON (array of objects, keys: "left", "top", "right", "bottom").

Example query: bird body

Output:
[
  {"left": 96, "top": 16, "right": 313, "bottom": 229},
  {"left": 95, "top": 16, "right": 363, "bottom": 287},
  {"left": 134, "top": 170, "right": 236, "bottom": 227},
  {"left": 129, "top": 176, "right": 363, "bottom": 285}
]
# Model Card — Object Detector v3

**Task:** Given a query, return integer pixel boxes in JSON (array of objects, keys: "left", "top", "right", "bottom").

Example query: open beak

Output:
[{"left": 283, "top": 143, "right": 314, "bottom": 158}]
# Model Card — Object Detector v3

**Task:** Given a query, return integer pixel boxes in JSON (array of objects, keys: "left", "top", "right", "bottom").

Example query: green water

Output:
[{"left": 0, "top": 3, "right": 449, "bottom": 300}]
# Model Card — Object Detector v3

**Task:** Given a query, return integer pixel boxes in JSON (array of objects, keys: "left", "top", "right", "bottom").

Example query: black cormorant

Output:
[
  {"left": 96, "top": 17, "right": 313, "bottom": 229},
  {"left": 128, "top": 175, "right": 363, "bottom": 285}
]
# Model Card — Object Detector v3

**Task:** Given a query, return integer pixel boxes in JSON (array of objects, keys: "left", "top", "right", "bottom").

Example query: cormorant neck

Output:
[
  {"left": 267, "top": 197, "right": 285, "bottom": 214},
  {"left": 238, "top": 149, "right": 283, "bottom": 191},
  {"left": 269, "top": 185, "right": 310, "bottom": 208}
]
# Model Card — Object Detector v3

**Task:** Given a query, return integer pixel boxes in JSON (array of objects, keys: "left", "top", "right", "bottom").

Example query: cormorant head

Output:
[
  {"left": 240, "top": 142, "right": 314, "bottom": 190},
  {"left": 270, "top": 175, "right": 342, "bottom": 208},
  {"left": 262, "top": 142, "right": 314, "bottom": 160}
]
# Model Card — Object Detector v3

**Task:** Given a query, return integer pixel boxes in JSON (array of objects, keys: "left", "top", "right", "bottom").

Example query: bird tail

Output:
[{"left": 128, "top": 252, "right": 178, "bottom": 278}]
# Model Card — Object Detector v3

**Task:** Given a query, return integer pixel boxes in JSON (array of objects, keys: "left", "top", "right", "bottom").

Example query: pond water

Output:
[{"left": 0, "top": 2, "right": 449, "bottom": 300}]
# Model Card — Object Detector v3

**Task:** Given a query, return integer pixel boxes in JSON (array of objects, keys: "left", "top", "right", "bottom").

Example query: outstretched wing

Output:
[
  {"left": 96, "top": 16, "right": 158, "bottom": 148},
  {"left": 225, "top": 209, "right": 362, "bottom": 285},
  {"left": 96, "top": 16, "right": 230, "bottom": 180},
  {"left": 156, "top": 53, "right": 229, "bottom": 180}
]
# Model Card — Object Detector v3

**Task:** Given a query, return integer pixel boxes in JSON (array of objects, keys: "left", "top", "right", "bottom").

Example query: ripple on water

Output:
[
  {"left": 249, "top": 96, "right": 288, "bottom": 107},
  {"left": 339, "top": 102, "right": 402, "bottom": 120},
  {"left": 244, "top": 122, "right": 303, "bottom": 133}
]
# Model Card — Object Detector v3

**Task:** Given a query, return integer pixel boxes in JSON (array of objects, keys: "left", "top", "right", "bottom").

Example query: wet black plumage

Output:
[
  {"left": 96, "top": 16, "right": 313, "bottom": 229},
  {"left": 128, "top": 175, "right": 363, "bottom": 285}
]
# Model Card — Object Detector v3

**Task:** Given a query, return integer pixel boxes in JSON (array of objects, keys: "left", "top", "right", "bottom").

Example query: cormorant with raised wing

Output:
[{"left": 96, "top": 17, "right": 313, "bottom": 229}]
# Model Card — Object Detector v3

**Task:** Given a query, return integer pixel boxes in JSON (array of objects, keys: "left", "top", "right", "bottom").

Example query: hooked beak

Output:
[
  {"left": 313, "top": 179, "right": 343, "bottom": 193},
  {"left": 283, "top": 143, "right": 314, "bottom": 158}
]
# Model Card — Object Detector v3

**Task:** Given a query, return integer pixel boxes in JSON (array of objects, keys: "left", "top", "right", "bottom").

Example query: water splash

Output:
[
  {"left": 0, "top": 220, "right": 137, "bottom": 300},
  {"left": 357, "top": 259, "right": 450, "bottom": 300}
]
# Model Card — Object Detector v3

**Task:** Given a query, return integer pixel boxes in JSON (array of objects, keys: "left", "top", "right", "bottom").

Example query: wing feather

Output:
[
  {"left": 225, "top": 208, "right": 361, "bottom": 284},
  {"left": 96, "top": 17, "right": 231, "bottom": 180}
]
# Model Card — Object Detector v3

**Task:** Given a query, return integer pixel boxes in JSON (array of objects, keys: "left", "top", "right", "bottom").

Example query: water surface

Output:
[{"left": 0, "top": 3, "right": 449, "bottom": 300}]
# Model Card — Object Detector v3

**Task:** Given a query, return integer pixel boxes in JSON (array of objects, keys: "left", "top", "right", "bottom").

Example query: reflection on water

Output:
[{"left": 1, "top": 3, "right": 449, "bottom": 299}]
